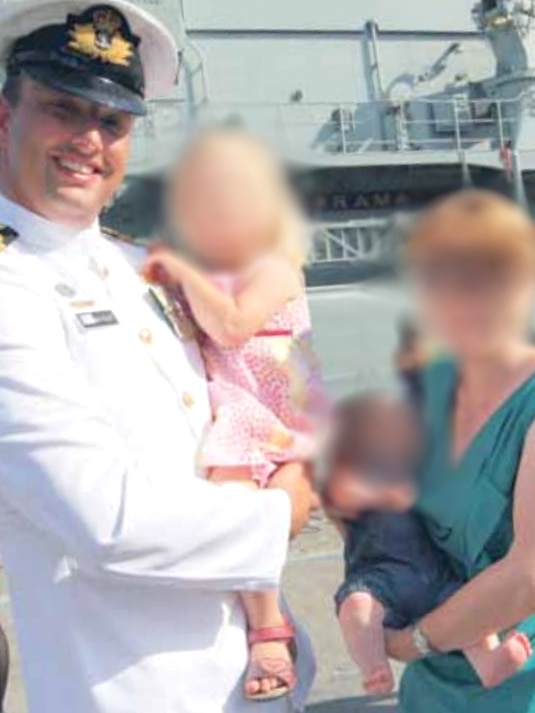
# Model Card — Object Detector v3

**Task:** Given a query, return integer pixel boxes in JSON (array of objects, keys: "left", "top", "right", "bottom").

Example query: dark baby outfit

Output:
[{"left": 335, "top": 510, "right": 462, "bottom": 629}]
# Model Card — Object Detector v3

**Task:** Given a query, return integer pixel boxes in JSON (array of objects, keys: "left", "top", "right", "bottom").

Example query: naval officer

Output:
[{"left": 0, "top": 2, "right": 317, "bottom": 712}]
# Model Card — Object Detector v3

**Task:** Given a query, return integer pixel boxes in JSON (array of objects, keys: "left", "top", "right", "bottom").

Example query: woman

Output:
[{"left": 385, "top": 189, "right": 535, "bottom": 712}]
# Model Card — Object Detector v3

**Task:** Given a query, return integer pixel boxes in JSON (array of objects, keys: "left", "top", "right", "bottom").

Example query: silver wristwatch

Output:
[{"left": 411, "top": 621, "right": 435, "bottom": 658}]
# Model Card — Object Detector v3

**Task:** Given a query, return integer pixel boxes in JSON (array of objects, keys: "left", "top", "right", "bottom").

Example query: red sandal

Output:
[{"left": 245, "top": 621, "right": 297, "bottom": 702}]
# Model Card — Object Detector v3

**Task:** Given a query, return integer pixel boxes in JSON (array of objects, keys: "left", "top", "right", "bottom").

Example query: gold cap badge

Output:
[
  {"left": 0, "top": 224, "right": 19, "bottom": 253},
  {"left": 67, "top": 7, "right": 134, "bottom": 66}
]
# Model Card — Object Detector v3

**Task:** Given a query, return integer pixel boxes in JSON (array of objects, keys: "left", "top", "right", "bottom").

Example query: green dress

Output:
[{"left": 400, "top": 358, "right": 535, "bottom": 713}]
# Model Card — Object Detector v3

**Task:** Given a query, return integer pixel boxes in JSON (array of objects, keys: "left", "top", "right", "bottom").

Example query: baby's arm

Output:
[{"left": 143, "top": 250, "right": 302, "bottom": 348}]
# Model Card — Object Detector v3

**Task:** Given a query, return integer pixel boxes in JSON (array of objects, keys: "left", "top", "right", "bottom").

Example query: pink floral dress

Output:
[{"left": 179, "top": 272, "right": 329, "bottom": 487}]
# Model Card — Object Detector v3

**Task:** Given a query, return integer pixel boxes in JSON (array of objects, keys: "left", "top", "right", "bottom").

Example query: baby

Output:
[
  {"left": 324, "top": 392, "right": 532, "bottom": 696},
  {"left": 143, "top": 128, "right": 328, "bottom": 701}
]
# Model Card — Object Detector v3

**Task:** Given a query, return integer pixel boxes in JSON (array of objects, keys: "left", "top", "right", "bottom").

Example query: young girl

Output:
[{"left": 143, "top": 129, "right": 328, "bottom": 702}]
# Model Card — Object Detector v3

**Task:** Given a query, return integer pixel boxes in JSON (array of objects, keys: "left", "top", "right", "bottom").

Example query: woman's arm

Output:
[
  {"left": 144, "top": 250, "right": 302, "bottom": 348},
  {"left": 387, "top": 422, "right": 535, "bottom": 662}
]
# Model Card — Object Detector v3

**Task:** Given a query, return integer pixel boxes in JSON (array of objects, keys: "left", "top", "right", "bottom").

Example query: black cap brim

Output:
[{"left": 22, "top": 62, "right": 147, "bottom": 117}]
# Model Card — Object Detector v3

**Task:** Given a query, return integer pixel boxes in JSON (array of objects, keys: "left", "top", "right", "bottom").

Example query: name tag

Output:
[{"left": 76, "top": 310, "right": 119, "bottom": 329}]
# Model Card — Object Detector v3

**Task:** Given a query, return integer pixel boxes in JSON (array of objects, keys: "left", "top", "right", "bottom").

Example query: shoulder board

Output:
[
  {"left": 101, "top": 226, "right": 138, "bottom": 246},
  {"left": 0, "top": 223, "right": 19, "bottom": 253}
]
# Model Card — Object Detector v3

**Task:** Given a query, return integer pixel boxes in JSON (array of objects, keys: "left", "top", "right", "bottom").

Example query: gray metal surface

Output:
[
  {"left": 97, "top": 1, "right": 535, "bottom": 270},
  {"left": 182, "top": 0, "right": 476, "bottom": 32}
]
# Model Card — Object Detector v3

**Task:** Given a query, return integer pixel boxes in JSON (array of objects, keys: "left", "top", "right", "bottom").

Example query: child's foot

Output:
[
  {"left": 475, "top": 632, "right": 532, "bottom": 688},
  {"left": 363, "top": 663, "right": 395, "bottom": 696},
  {"left": 245, "top": 623, "right": 297, "bottom": 701},
  {"left": 338, "top": 592, "right": 392, "bottom": 698}
]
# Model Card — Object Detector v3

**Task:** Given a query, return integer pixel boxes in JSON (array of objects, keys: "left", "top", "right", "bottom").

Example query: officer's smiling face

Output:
[{"left": 0, "top": 77, "right": 134, "bottom": 228}]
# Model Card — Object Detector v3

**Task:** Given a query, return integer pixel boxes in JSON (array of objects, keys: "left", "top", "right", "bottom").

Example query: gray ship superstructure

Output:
[{"left": 124, "top": 0, "right": 535, "bottom": 282}]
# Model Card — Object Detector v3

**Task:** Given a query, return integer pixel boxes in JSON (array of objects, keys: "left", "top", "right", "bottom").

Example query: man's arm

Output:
[{"left": 0, "top": 272, "right": 295, "bottom": 591}]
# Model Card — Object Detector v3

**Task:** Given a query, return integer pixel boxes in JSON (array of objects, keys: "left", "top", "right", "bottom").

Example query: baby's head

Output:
[
  {"left": 323, "top": 392, "right": 422, "bottom": 519},
  {"left": 166, "top": 128, "right": 307, "bottom": 271}
]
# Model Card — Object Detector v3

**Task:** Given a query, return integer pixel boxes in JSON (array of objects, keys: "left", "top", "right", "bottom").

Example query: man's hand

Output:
[
  {"left": 208, "top": 467, "right": 260, "bottom": 490},
  {"left": 268, "top": 463, "right": 320, "bottom": 539}
]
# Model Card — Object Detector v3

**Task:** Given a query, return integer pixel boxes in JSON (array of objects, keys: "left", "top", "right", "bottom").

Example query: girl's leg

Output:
[
  {"left": 210, "top": 462, "right": 297, "bottom": 696},
  {"left": 241, "top": 590, "right": 294, "bottom": 698},
  {"left": 208, "top": 466, "right": 259, "bottom": 488},
  {"left": 338, "top": 591, "right": 394, "bottom": 696},
  {"left": 464, "top": 631, "right": 532, "bottom": 688}
]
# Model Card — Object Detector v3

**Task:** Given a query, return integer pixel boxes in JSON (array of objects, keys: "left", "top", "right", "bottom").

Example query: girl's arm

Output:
[
  {"left": 144, "top": 251, "right": 302, "bottom": 348},
  {"left": 387, "top": 421, "right": 535, "bottom": 662}
]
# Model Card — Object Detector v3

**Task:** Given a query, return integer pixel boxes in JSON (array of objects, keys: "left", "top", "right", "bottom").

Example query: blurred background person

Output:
[{"left": 394, "top": 317, "right": 429, "bottom": 409}]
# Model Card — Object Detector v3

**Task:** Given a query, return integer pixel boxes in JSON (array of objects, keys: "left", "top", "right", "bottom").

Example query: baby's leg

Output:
[
  {"left": 241, "top": 591, "right": 294, "bottom": 698},
  {"left": 464, "top": 632, "right": 532, "bottom": 688},
  {"left": 338, "top": 592, "right": 394, "bottom": 696}
]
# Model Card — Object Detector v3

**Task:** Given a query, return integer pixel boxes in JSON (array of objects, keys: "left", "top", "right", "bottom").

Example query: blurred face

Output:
[
  {"left": 414, "top": 256, "right": 535, "bottom": 359},
  {"left": 349, "top": 403, "right": 421, "bottom": 496},
  {"left": 0, "top": 78, "right": 133, "bottom": 228},
  {"left": 325, "top": 401, "right": 421, "bottom": 517},
  {"left": 170, "top": 138, "right": 280, "bottom": 269}
]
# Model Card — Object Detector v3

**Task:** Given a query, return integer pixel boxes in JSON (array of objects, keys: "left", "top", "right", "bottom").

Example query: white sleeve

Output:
[{"left": 0, "top": 271, "right": 291, "bottom": 591}]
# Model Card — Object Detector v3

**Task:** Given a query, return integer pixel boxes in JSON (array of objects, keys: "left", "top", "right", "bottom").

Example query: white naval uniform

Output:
[{"left": 0, "top": 193, "right": 315, "bottom": 713}]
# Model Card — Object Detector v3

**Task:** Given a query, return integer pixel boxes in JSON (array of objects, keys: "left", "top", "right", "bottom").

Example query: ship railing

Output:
[
  {"left": 188, "top": 95, "right": 526, "bottom": 157},
  {"left": 128, "top": 94, "right": 527, "bottom": 169},
  {"left": 310, "top": 219, "right": 400, "bottom": 264}
]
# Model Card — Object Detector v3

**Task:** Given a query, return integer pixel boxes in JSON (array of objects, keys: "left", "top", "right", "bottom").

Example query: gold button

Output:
[
  {"left": 139, "top": 328, "right": 153, "bottom": 345},
  {"left": 182, "top": 391, "right": 195, "bottom": 408}
]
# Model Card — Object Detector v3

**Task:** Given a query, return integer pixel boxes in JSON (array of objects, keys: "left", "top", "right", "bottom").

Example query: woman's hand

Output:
[{"left": 385, "top": 627, "right": 424, "bottom": 664}]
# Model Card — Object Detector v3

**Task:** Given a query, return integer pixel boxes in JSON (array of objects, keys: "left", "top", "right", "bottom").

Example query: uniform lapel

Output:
[
  {"left": 102, "top": 254, "right": 210, "bottom": 439},
  {"left": 147, "top": 285, "right": 198, "bottom": 343}
]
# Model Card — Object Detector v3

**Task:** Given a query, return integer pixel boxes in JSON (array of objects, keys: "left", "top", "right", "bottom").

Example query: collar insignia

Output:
[
  {"left": 67, "top": 7, "right": 136, "bottom": 67},
  {"left": 148, "top": 286, "right": 198, "bottom": 342},
  {"left": 0, "top": 224, "right": 19, "bottom": 253},
  {"left": 101, "top": 225, "right": 136, "bottom": 245}
]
